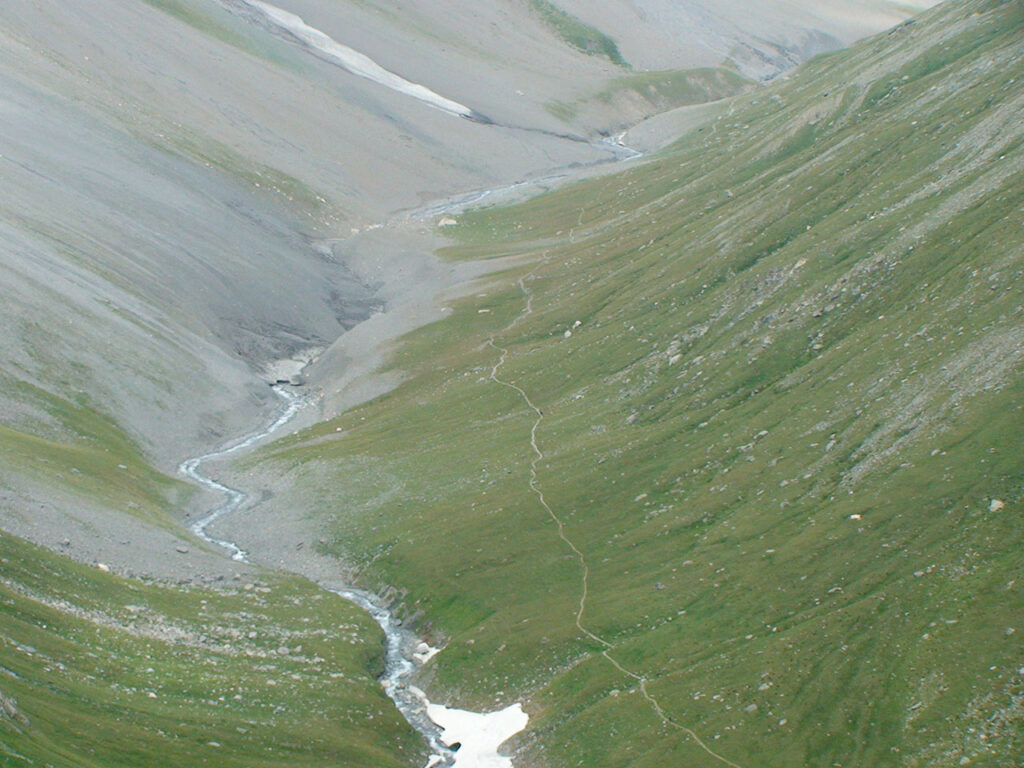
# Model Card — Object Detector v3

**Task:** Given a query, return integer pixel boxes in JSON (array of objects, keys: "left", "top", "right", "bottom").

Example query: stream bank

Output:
[{"left": 180, "top": 384, "right": 530, "bottom": 768}]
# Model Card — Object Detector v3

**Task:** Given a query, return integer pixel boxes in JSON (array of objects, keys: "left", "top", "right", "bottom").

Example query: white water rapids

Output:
[{"left": 179, "top": 385, "right": 526, "bottom": 768}]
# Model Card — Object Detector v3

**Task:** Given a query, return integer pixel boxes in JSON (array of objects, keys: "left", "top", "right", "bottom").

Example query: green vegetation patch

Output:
[
  {"left": 0, "top": 532, "right": 422, "bottom": 767},
  {"left": 528, "top": 0, "right": 628, "bottom": 67},
  {"left": 596, "top": 67, "right": 753, "bottom": 109},
  {"left": 0, "top": 378, "right": 186, "bottom": 523},
  {"left": 544, "top": 68, "right": 753, "bottom": 127}
]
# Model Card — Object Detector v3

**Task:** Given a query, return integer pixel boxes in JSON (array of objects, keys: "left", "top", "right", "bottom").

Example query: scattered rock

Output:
[
  {"left": 989, "top": 498, "right": 1005, "bottom": 513},
  {"left": 438, "top": 216, "right": 457, "bottom": 227},
  {"left": 0, "top": 692, "right": 29, "bottom": 728},
  {"left": 176, "top": 546, "right": 190, "bottom": 554}
]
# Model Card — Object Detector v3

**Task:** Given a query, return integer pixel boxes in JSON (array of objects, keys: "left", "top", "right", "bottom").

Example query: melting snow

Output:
[{"left": 426, "top": 702, "right": 528, "bottom": 768}]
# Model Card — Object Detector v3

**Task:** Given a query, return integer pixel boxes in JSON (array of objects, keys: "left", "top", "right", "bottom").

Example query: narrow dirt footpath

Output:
[{"left": 487, "top": 271, "right": 743, "bottom": 768}]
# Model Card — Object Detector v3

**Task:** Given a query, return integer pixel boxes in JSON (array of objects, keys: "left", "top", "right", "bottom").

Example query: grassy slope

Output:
[
  {"left": 0, "top": 377, "right": 189, "bottom": 524},
  {"left": 0, "top": 532, "right": 422, "bottom": 767},
  {"left": 528, "top": 0, "right": 628, "bottom": 67},
  {"left": 253, "top": 1, "right": 1023, "bottom": 766},
  {"left": 546, "top": 67, "right": 754, "bottom": 126}
]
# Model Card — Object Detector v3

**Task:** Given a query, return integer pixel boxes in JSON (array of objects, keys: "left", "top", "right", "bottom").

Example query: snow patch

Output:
[
  {"left": 426, "top": 702, "right": 528, "bottom": 768},
  {"left": 239, "top": 1, "right": 475, "bottom": 119}
]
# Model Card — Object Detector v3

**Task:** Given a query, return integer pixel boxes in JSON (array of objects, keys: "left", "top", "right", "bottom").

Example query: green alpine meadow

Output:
[
  {"left": 1, "top": 0, "right": 1020, "bottom": 766},
  {"left": 247, "top": 2, "right": 1023, "bottom": 765}
]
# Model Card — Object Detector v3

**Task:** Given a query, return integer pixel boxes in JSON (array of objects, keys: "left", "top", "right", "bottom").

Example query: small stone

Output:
[
  {"left": 989, "top": 498, "right": 1005, "bottom": 513},
  {"left": 176, "top": 546, "right": 189, "bottom": 554}
]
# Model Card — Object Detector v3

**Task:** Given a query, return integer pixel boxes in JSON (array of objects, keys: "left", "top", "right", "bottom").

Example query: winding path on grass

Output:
[{"left": 487, "top": 274, "right": 744, "bottom": 768}]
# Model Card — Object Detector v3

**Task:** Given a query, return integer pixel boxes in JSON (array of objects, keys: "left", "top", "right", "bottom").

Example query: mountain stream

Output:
[{"left": 178, "top": 385, "right": 518, "bottom": 768}]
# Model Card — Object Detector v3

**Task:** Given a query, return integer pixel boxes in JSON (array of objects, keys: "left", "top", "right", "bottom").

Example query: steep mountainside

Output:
[
  {"left": 0, "top": 0, "right": 939, "bottom": 587},
  {"left": 244, "top": 2, "right": 1023, "bottom": 766},
  {"left": 1, "top": 1, "right": 1017, "bottom": 767}
]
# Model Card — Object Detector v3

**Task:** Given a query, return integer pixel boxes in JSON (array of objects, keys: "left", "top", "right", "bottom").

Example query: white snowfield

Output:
[
  {"left": 240, "top": 0, "right": 475, "bottom": 119},
  {"left": 426, "top": 702, "right": 529, "bottom": 768}
]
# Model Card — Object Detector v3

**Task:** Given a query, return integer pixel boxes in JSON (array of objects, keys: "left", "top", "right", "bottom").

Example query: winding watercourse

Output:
[{"left": 179, "top": 385, "right": 455, "bottom": 767}]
